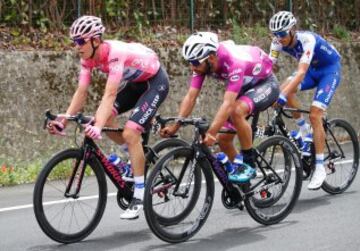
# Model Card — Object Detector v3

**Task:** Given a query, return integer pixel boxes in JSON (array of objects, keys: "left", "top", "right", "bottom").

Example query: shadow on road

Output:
[
  {"left": 27, "top": 228, "right": 152, "bottom": 251},
  {"left": 145, "top": 220, "right": 298, "bottom": 251}
]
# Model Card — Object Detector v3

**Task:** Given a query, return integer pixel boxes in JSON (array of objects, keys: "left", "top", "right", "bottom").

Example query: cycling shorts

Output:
[
  {"left": 298, "top": 62, "right": 341, "bottom": 110},
  {"left": 113, "top": 66, "right": 169, "bottom": 133},
  {"left": 224, "top": 74, "right": 280, "bottom": 130}
]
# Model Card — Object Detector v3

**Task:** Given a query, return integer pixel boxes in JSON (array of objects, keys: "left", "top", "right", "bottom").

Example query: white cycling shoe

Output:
[
  {"left": 307, "top": 166, "right": 327, "bottom": 190},
  {"left": 120, "top": 198, "right": 143, "bottom": 220}
]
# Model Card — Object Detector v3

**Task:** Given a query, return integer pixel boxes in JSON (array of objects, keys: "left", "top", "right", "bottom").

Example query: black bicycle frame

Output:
[{"left": 64, "top": 128, "right": 153, "bottom": 199}]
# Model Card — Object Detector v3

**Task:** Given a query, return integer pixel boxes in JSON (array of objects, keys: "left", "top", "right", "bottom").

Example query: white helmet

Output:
[
  {"left": 269, "top": 11, "right": 297, "bottom": 32},
  {"left": 182, "top": 32, "right": 219, "bottom": 61},
  {"left": 70, "top": 15, "right": 105, "bottom": 40}
]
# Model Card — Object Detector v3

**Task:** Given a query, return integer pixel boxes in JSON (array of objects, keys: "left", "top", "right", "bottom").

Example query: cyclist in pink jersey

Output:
[
  {"left": 46, "top": 16, "right": 169, "bottom": 219},
  {"left": 161, "top": 32, "right": 279, "bottom": 183}
]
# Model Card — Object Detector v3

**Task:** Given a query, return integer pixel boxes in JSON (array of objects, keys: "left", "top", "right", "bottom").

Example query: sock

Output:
[
  {"left": 315, "top": 154, "right": 324, "bottom": 169},
  {"left": 134, "top": 175, "right": 145, "bottom": 200},
  {"left": 296, "top": 117, "right": 311, "bottom": 137},
  {"left": 241, "top": 148, "right": 255, "bottom": 168}
]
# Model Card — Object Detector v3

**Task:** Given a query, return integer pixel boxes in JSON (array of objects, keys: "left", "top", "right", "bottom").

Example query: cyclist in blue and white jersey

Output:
[{"left": 268, "top": 11, "right": 342, "bottom": 190}]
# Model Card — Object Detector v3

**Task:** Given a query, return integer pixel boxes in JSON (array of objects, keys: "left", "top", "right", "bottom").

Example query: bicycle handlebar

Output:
[{"left": 43, "top": 110, "right": 93, "bottom": 130}]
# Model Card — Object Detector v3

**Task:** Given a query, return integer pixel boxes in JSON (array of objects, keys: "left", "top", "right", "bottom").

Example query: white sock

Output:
[
  {"left": 134, "top": 175, "right": 145, "bottom": 200},
  {"left": 315, "top": 154, "right": 324, "bottom": 170}
]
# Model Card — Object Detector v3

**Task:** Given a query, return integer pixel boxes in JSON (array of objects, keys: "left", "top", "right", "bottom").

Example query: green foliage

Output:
[
  {"left": 333, "top": 25, "right": 351, "bottom": 41},
  {"left": 231, "top": 20, "right": 269, "bottom": 45},
  {"left": 0, "top": 161, "right": 42, "bottom": 186},
  {"left": 231, "top": 20, "right": 250, "bottom": 44}
]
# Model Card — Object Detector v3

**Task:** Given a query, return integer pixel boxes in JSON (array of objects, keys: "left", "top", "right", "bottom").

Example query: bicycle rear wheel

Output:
[
  {"left": 144, "top": 147, "right": 214, "bottom": 243},
  {"left": 33, "top": 149, "right": 107, "bottom": 244},
  {"left": 322, "top": 118, "right": 359, "bottom": 194},
  {"left": 245, "top": 135, "right": 302, "bottom": 225}
]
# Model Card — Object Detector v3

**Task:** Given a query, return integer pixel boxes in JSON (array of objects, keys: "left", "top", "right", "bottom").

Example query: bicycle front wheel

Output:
[
  {"left": 245, "top": 135, "right": 303, "bottom": 225},
  {"left": 33, "top": 149, "right": 107, "bottom": 244},
  {"left": 144, "top": 147, "right": 214, "bottom": 243},
  {"left": 322, "top": 118, "right": 359, "bottom": 194}
]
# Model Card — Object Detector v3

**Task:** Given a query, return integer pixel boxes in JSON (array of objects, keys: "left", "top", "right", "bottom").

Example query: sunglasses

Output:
[
  {"left": 189, "top": 55, "right": 210, "bottom": 66},
  {"left": 273, "top": 30, "right": 289, "bottom": 38},
  {"left": 73, "top": 38, "right": 88, "bottom": 46}
]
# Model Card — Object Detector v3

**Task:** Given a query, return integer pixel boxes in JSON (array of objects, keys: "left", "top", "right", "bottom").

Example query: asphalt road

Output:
[{"left": 0, "top": 173, "right": 359, "bottom": 251}]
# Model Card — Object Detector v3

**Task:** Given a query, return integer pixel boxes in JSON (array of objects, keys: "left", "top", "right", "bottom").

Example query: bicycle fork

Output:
[{"left": 65, "top": 149, "right": 88, "bottom": 199}]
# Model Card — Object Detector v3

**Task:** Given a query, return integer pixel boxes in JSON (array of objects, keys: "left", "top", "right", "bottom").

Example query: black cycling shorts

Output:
[
  {"left": 224, "top": 74, "right": 279, "bottom": 130},
  {"left": 113, "top": 66, "right": 169, "bottom": 133},
  {"left": 239, "top": 74, "right": 280, "bottom": 113}
]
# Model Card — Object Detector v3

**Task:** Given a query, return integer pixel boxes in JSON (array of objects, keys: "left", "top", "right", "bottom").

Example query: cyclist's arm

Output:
[
  {"left": 65, "top": 84, "right": 89, "bottom": 116},
  {"left": 93, "top": 79, "right": 118, "bottom": 128},
  {"left": 282, "top": 62, "right": 310, "bottom": 95},
  {"left": 282, "top": 34, "right": 315, "bottom": 95},
  {"left": 206, "top": 91, "right": 237, "bottom": 136},
  {"left": 178, "top": 87, "right": 200, "bottom": 117},
  {"left": 63, "top": 64, "right": 91, "bottom": 124}
]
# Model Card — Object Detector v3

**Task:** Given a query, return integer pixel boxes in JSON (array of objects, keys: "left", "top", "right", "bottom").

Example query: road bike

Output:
[
  {"left": 264, "top": 107, "right": 359, "bottom": 194},
  {"left": 143, "top": 113, "right": 303, "bottom": 243},
  {"left": 33, "top": 111, "right": 188, "bottom": 243}
]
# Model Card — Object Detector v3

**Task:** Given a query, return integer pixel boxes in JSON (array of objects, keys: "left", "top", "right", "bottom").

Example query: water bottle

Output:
[
  {"left": 108, "top": 153, "right": 133, "bottom": 179},
  {"left": 302, "top": 133, "right": 313, "bottom": 156},
  {"left": 290, "top": 130, "right": 304, "bottom": 149},
  {"left": 216, "top": 152, "right": 235, "bottom": 174}
]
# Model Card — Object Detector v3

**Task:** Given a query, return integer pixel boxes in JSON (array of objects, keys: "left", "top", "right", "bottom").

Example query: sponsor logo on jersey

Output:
[
  {"left": 230, "top": 74, "right": 240, "bottom": 82},
  {"left": 132, "top": 58, "right": 146, "bottom": 68},
  {"left": 224, "top": 62, "right": 230, "bottom": 70},
  {"left": 252, "top": 63, "right": 262, "bottom": 76},
  {"left": 229, "top": 68, "right": 242, "bottom": 76},
  {"left": 151, "top": 95, "right": 160, "bottom": 107},
  {"left": 158, "top": 85, "right": 166, "bottom": 92},
  {"left": 320, "top": 45, "right": 333, "bottom": 55},
  {"left": 253, "top": 86, "right": 271, "bottom": 103},
  {"left": 305, "top": 50, "right": 311, "bottom": 58},
  {"left": 109, "top": 58, "right": 119, "bottom": 64},
  {"left": 316, "top": 89, "right": 324, "bottom": 98},
  {"left": 139, "top": 108, "right": 154, "bottom": 124}
]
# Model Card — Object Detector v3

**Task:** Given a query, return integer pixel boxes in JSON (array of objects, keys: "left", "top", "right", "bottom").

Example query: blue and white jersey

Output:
[{"left": 269, "top": 31, "right": 341, "bottom": 68}]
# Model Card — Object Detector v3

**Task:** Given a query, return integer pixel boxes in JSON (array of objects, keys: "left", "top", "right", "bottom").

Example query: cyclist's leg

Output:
[
  {"left": 121, "top": 67, "right": 169, "bottom": 219},
  {"left": 230, "top": 74, "right": 279, "bottom": 182},
  {"left": 217, "top": 120, "right": 237, "bottom": 161},
  {"left": 308, "top": 63, "right": 341, "bottom": 190},
  {"left": 105, "top": 82, "right": 145, "bottom": 144}
]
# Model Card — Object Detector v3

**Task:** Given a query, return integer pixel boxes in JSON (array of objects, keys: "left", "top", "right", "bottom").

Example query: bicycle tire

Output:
[
  {"left": 33, "top": 149, "right": 107, "bottom": 244},
  {"left": 321, "top": 118, "right": 359, "bottom": 194},
  {"left": 245, "top": 135, "right": 302, "bottom": 225},
  {"left": 144, "top": 146, "right": 214, "bottom": 243}
]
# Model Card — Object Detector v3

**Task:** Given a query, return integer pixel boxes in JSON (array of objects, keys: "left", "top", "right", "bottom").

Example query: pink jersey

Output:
[
  {"left": 190, "top": 40, "right": 273, "bottom": 93},
  {"left": 78, "top": 40, "right": 160, "bottom": 86}
]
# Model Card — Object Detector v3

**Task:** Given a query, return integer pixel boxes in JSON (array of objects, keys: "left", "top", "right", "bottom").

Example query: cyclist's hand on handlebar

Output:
[
  {"left": 84, "top": 124, "right": 102, "bottom": 140},
  {"left": 160, "top": 124, "right": 179, "bottom": 138},
  {"left": 46, "top": 114, "right": 67, "bottom": 136},
  {"left": 202, "top": 132, "right": 217, "bottom": 146}
]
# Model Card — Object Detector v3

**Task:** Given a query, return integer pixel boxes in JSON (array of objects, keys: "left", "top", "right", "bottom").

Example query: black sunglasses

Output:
[
  {"left": 189, "top": 55, "right": 210, "bottom": 66},
  {"left": 73, "top": 38, "right": 88, "bottom": 46}
]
